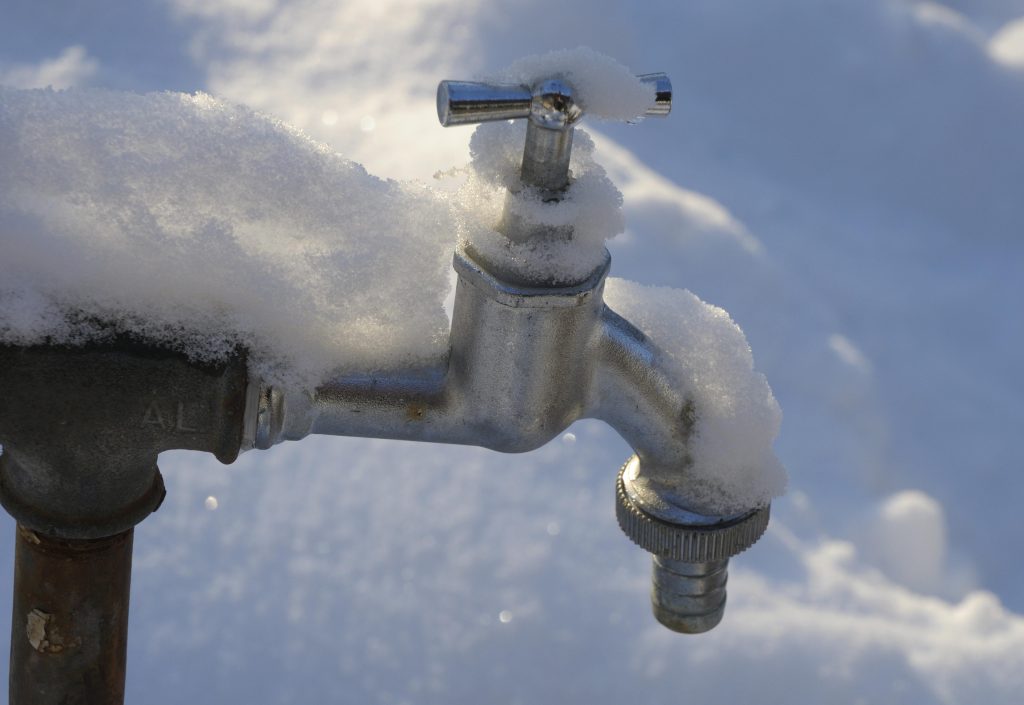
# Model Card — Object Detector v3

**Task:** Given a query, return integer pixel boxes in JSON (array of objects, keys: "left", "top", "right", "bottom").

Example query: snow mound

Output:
[
  {"left": 489, "top": 47, "right": 655, "bottom": 122},
  {"left": 990, "top": 18, "right": 1024, "bottom": 68},
  {"left": 0, "top": 87, "right": 454, "bottom": 388},
  {"left": 604, "top": 278, "right": 786, "bottom": 512},
  {"left": 864, "top": 490, "right": 948, "bottom": 594}
]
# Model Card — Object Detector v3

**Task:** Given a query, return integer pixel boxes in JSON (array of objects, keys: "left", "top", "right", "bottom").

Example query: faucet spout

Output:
[
  {"left": 586, "top": 300, "right": 770, "bottom": 633},
  {"left": 589, "top": 305, "right": 692, "bottom": 486}
]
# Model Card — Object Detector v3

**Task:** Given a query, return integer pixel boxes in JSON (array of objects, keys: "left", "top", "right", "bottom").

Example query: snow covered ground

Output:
[{"left": 3, "top": 1, "right": 1024, "bottom": 703}]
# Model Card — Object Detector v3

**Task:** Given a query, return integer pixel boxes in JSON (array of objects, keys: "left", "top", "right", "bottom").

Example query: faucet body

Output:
[
  {"left": 253, "top": 238, "right": 769, "bottom": 633},
  {"left": 255, "top": 247, "right": 685, "bottom": 468}
]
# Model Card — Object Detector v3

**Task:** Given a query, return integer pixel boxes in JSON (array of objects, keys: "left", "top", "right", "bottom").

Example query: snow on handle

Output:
[{"left": 489, "top": 46, "right": 656, "bottom": 121}]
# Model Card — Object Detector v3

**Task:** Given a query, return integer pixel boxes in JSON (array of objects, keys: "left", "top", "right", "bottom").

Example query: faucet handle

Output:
[
  {"left": 436, "top": 82, "right": 533, "bottom": 127},
  {"left": 437, "top": 72, "right": 672, "bottom": 196},
  {"left": 436, "top": 73, "right": 671, "bottom": 128},
  {"left": 636, "top": 73, "right": 672, "bottom": 117}
]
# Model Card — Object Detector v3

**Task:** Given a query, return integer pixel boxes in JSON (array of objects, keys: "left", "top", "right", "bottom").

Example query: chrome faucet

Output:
[{"left": 247, "top": 70, "right": 770, "bottom": 634}]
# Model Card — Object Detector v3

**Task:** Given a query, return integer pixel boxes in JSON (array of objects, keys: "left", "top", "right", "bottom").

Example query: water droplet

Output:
[
  {"left": 498, "top": 610, "right": 512, "bottom": 624},
  {"left": 204, "top": 496, "right": 219, "bottom": 511},
  {"left": 562, "top": 432, "right": 576, "bottom": 444}
]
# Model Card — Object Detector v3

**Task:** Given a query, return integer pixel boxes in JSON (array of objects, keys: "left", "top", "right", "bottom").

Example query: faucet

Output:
[
  {"left": 249, "top": 71, "right": 770, "bottom": 634},
  {"left": 0, "top": 64, "right": 773, "bottom": 705}
]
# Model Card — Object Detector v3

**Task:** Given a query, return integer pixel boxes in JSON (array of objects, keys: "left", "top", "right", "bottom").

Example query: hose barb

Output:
[{"left": 615, "top": 458, "right": 770, "bottom": 633}]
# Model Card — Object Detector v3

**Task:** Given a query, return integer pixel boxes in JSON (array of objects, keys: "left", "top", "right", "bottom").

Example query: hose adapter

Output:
[{"left": 615, "top": 457, "right": 770, "bottom": 633}]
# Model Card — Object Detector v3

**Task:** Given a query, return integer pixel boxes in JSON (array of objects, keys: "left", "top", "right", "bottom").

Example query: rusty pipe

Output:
[{"left": 9, "top": 524, "right": 133, "bottom": 705}]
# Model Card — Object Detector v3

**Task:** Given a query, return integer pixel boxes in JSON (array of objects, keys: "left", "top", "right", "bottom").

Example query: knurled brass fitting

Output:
[{"left": 615, "top": 458, "right": 770, "bottom": 633}]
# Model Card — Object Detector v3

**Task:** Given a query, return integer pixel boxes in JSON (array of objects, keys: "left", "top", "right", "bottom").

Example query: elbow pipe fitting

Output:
[
  {"left": 0, "top": 342, "right": 249, "bottom": 539},
  {"left": 249, "top": 243, "right": 770, "bottom": 633}
]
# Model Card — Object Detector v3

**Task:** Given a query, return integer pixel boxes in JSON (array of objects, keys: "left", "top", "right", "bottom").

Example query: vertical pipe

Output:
[{"left": 9, "top": 524, "right": 133, "bottom": 705}]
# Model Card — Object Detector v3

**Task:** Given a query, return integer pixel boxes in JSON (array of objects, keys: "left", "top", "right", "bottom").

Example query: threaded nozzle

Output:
[{"left": 650, "top": 557, "right": 729, "bottom": 634}]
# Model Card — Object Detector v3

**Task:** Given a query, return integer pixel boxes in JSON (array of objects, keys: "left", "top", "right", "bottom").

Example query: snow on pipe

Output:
[{"left": 251, "top": 64, "right": 776, "bottom": 634}]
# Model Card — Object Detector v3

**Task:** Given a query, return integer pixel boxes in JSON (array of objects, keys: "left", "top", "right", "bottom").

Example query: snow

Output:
[
  {"left": 604, "top": 278, "right": 785, "bottom": 513},
  {"left": 990, "top": 17, "right": 1024, "bottom": 66},
  {"left": 2, "top": 1, "right": 1024, "bottom": 703},
  {"left": 452, "top": 48, "right": 659, "bottom": 284},
  {"left": 0, "top": 87, "right": 454, "bottom": 388},
  {"left": 488, "top": 47, "right": 655, "bottom": 121},
  {"left": 862, "top": 490, "right": 949, "bottom": 595},
  {"left": 454, "top": 121, "right": 623, "bottom": 284}
]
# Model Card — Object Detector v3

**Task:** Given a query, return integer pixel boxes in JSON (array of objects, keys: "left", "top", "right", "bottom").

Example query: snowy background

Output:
[{"left": 3, "top": 0, "right": 1024, "bottom": 703}]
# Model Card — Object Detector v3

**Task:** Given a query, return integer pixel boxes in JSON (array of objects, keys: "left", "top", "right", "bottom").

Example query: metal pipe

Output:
[
  {"left": 9, "top": 524, "right": 133, "bottom": 705},
  {"left": 0, "top": 345, "right": 248, "bottom": 700}
]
